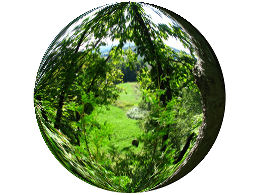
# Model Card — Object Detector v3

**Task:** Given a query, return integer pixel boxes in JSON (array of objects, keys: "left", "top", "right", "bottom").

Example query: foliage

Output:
[{"left": 34, "top": 2, "right": 204, "bottom": 192}]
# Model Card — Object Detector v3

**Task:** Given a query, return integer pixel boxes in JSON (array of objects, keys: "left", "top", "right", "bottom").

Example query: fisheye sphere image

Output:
[{"left": 34, "top": 2, "right": 225, "bottom": 192}]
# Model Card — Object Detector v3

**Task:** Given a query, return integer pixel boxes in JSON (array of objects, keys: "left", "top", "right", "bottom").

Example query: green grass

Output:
[
  {"left": 114, "top": 82, "right": 141, "bottom": 110},
  {"left": 96, "top": 82, "right": 143, "bottom": 152}
]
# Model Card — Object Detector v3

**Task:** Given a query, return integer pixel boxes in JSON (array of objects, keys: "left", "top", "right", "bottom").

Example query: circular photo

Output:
[{"left": 34, "top": 2, "right": 225, "bottom": 192}]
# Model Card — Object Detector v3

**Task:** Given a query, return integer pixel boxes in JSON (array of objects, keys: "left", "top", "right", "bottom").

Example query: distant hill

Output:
[
  {"left": 99, "top": 43, "right": 182, "bottom": 56},
  {"left": 99, "top": 42, "right": 136, "bottom": 54}
]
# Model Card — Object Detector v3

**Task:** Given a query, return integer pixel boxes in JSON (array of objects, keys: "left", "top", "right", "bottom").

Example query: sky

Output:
[{"left": 142, "top": 4, "right": 190, "bottom": 53}]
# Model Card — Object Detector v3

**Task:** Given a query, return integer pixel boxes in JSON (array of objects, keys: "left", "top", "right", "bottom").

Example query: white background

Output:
[{"left": 0, "top": 0, "right": 259, "bottom": 194}]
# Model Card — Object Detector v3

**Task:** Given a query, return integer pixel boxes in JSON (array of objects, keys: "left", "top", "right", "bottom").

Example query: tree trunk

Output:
[
  {"left": 54, "top": 90, "right": 66, "bottom": 128},
  {"left": 174, "top": 133, "right": 195, "bottom": 164},
  {"left": 54, "top": 28, "right": 89, "bottom": 129}
]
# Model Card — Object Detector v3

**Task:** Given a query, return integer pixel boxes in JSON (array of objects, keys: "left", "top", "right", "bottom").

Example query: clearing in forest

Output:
[{"left": 96, "top": 82, "right": 143, "bottom": 153}]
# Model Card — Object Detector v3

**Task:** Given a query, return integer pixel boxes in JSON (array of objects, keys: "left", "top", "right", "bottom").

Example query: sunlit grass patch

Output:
[
  {"left": 117, "top": 82, "right": 141, "bottom": 106},
  {"left": 96, "top": 82, "right": 143, "bottom": 153}
]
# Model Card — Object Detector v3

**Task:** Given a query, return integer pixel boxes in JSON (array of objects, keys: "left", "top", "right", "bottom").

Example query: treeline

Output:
[
  {"left": 102, "top": 45, "right": 145, "bottom": 83},
  {"left": 121, "top": 58, "right": 145, "bottom": 82}
]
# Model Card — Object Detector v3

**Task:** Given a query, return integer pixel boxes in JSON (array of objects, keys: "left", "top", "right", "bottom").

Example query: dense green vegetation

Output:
[{"left": 34, "top": 2, "right": 203, "bottom": 192}]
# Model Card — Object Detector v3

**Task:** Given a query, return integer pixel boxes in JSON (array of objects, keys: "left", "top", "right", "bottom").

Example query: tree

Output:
[{"left": 34, "top": 2, "right": 203, "bottom": 192}]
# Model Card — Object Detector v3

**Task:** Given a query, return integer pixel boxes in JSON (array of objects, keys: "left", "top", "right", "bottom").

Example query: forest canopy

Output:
[{"left": 34, "top": 2, "right": 203, "bottom": 192}]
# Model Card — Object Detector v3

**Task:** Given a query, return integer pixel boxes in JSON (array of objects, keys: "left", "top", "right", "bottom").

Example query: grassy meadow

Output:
[{"left": 95, "top": 82, "right": 143, "bottom": 153}]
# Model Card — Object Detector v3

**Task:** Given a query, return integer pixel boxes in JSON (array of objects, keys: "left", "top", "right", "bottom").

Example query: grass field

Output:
[
  {"left": 116, "top": 82, "right": 141, "bottom": 106},
  {"left": 96, "top": 82, "right": 143, "bottom": 153}
]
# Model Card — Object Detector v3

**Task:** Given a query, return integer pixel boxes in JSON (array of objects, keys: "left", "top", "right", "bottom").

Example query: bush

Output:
[{"left": 126, "top": 106, "right": 148, "bottom": 120}]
